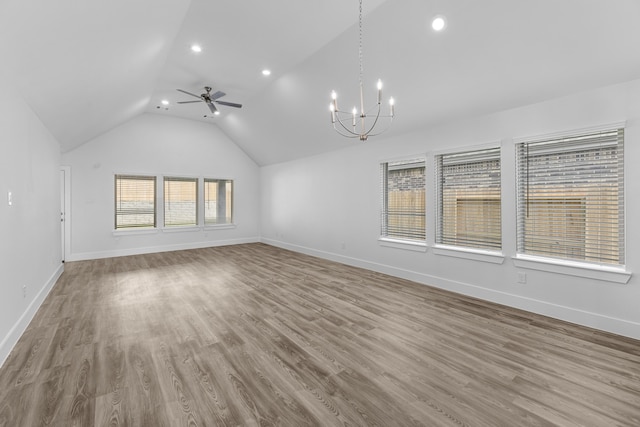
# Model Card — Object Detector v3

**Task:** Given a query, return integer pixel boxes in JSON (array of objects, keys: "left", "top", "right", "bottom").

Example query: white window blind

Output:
[
  {"left": 204, "top": 179, "right": 233, "bottom": 225},
  {"left": 516, "top": 128, "right": 624, "bottom": 265},
  {"left": 380, "top": 159, "right": 426, "bottom": 241},
  {"left": 115, "top": 175, "right": 156, "bottom": 229},
  {"left": 436, "top": 147, "right": 501, "bottom": 250},
  {"left": 164, "top": 177, "right": 198, "bottom": 227}
]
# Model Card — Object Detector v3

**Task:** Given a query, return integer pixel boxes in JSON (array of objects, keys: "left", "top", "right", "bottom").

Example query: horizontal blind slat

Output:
[
  {"left": 516, "top": 128, "right": 624, "bottom": 265},
  {"left": 115, "top": 175, "right": 156, "bottom": 229},
  {"left": 437, "top": 147, "right": 501, "bottom": 250},
  {"left": 164, "top": 177, "right": 197, "bottom": 227},
  {"left": 381, "top": 159, "right": 426, "bottom": 241}
]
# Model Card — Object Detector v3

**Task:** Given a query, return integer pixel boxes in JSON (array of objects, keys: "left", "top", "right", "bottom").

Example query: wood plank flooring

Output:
[{"left": 0, "top": 243, "right": 639, "bottom": 426}]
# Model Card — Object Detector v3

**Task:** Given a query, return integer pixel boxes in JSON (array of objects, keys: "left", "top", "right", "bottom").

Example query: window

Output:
[
  {"left": 380, "top": 159, "right": 426, "bottom": 241},
  {"left": 115, "top": 175, "right": 156, "bottom": 229},
  {"left": 204, "top": 179, "right": 233, "bottom": 225},
  {"left": 516, "top": 128, "right": 624, "bottom": 265},
  {"left": 164, "top": 177, "right": 198, "bottom": 227},
  {"left": 436, "top": 147, "right": 501, "bottom": 250}
]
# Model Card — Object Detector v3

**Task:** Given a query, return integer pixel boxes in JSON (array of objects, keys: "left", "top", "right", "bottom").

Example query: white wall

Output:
[
  {"left": 61, "top": 114, "right": 260, "bottom": 261},
  {"left": 260, "top": 78, "right": 640, "bottom": 340},
  {"left": 0, "top": 79, "right": 63, "bottom": 366}
]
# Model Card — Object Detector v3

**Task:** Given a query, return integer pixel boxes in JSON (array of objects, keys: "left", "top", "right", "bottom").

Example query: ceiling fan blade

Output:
[
  {"left": 207, "top": 102, "right": 218, "bottom": 114},
  {"left": 176, "top": 89, "right": 202, "bottom": 99},
  {"left": 210, "top": 90, "right": 226, "bottom": 101},
  {"left": 177, "top": 100, "right": 203, "bottom": 104},
  {"left": 216, "top": 100, "right": 242, "bottom": 108}
]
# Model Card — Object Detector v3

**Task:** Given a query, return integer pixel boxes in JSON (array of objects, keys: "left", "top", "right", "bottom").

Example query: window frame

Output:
[
  {"left": 379, "top": 156, "right": 427, "bottom": 249},
  {"left": 163, "top": 176, "right": 199, "bottom": 228},
  {"left": 114, "top": 174, "right": 157, "bottom": 230},
  {"left": 435, "top": 145, "right": 502, "bottom": 252},
  {"left": 114, "top": 174, "right": 237, "bottom": 235},
  {"left": 204, "top": 178, "right": 234, "bottom": 226},
  {"left": 514, "top": 124, "right": 626, "bottom": 270}
]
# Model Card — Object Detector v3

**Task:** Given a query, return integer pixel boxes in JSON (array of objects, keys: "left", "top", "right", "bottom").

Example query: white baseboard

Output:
[
  {"left": 0, "top": 263, "right": 64, "bottom": 369},
  {"left": 260, "top": 238, "right": 640, "bottom": 341},
  {"left": 67, "top": 237, "right": 261, "bottom": 261}
]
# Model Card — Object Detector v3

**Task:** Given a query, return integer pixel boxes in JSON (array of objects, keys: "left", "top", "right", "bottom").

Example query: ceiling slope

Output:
[
  {"left": 216, "top": 0, "right": 640, "bottom": 165},
  {"left": 3, "top": 0, "right": 640, "bottom": 164},
  {"left": 0, "top": 0, "right": 191, "bottom": 152},
  {"left": 147, "top": 0, "right": 388, "bottom": 144}
]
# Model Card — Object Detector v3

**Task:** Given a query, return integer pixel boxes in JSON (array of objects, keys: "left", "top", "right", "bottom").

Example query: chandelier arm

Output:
[
  {"left": 363, "top": 102, "right": 382, "bottom": 116},
  {"left": 364, "top": 117, "right": 394, "bottom": 137},
  {"left": 332, "top": 122, "right": 362, "bottom": 138},
  {"left": 334, "top": 114, "right": 362, "bottom": 137}
]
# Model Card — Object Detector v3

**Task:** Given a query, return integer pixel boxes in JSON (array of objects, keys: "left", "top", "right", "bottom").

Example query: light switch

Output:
[{"left": 7, "top": 191, "right": 12, "bottom": 206}]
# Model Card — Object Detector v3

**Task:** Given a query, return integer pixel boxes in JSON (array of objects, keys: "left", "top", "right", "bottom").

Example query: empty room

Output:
[{"left": 1, "top": 0, "right": 639, "bottom": 425}]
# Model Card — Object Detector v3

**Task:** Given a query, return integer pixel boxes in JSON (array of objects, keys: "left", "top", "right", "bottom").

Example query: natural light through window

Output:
[{"left": 204, "top": 179, "right": 233, "bottom": 225}]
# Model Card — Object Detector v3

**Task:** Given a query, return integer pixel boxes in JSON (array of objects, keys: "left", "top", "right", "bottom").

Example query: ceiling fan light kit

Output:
[
  {"left": 329, "top": 0, "right": 394, "bottom": 141},
  {"left": 176, "top": 86, "right": 242, "bottom": 116}
]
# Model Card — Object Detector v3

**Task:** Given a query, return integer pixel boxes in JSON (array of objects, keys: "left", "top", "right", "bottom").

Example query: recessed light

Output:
[
  {"left": 262, "top": 69, "right": 271, "bottom": 76},
  {"left": 432, "top": 15, "right": 446, "bottom": 32},
  {"left": 191, "top": 44, "right": 202, "bottom": 53},
  {"left": 161, "top": 99, "right": 169, "bottom": 106}
]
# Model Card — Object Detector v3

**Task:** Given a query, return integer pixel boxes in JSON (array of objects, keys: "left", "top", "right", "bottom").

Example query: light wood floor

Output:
[{"left": 0, "top": 243, "right": 639, "bottom": 426}]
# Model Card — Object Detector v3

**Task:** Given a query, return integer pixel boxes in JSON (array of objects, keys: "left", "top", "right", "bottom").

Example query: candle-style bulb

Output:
[
  {"left": 389, "top": 97, "right": 395, "bottom": 117},
  {"left": 377, "top": 79, "right": 382, "bottom": 104},
  {"left": 352, "top": 107, "right": 357, "bottom": 127}
]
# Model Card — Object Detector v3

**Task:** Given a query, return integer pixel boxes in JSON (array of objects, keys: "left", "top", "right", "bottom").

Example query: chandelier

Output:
[{"left": 329, "top": 0, "right": 395, "bottom": 141}]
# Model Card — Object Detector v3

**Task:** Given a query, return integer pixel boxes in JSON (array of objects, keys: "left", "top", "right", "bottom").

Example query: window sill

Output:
[
  {"left": 162, "top": 226, "right": 201, "bottom": 233},
  {"left": 204, "top": 223, "right": 236, "bottom": 231},
  {"left": 113, "top": 224, "right": 236, "bottom": 236},
  {"left": 378, "top": 238, "right": 427, "bottom": 252},
  {"left": 433, "top": 245, "right": 504, "bottom": 264},
  {"left": 512, "top": 254, "right": 631, "bottom": 284},
  {"left": 113, "top": 228, "right": 159, "bottom": 236}
]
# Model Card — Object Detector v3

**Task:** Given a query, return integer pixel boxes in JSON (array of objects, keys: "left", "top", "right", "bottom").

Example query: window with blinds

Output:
[
  {"left": 115, "top": 175, "right": 156, "bottom": 229},
  {"left": 164, "top": 177, "right": 198, "bottom": 227},
  {"left": 380, "top": 159, "right": 426, "bottom": 241},
  {"left": 516, "top": 128, "right": 624, "bottom": 265},
  {"left": 436, "top": 147, "right": 501, "bottom": 250},
  {"left": 204, "top": 179, "right": 233, "bottom": 225}
]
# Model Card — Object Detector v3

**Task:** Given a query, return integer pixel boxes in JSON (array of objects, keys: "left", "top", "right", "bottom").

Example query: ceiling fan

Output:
[{"left": 176, "top": 86, "right": 242, "bottom": 115}]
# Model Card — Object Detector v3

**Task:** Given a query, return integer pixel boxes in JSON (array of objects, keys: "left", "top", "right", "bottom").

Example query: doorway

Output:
[{"left": 60, "top": 166, "right": 71, "bottom": 262}]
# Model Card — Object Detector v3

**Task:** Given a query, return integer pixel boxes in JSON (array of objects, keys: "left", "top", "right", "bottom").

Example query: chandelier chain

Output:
[{"left": 359, "top": 0, "right": 363, "bottom": 88}]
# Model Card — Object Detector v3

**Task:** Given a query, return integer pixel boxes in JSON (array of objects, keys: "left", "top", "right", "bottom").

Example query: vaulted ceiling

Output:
[{"left": 2, "top": 0, "right": 640, "bottom": 165}]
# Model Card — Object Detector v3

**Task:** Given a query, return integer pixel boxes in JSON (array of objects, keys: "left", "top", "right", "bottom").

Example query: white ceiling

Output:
[{"left": 2, "top": 0, "right": 640, "bottom": 165}]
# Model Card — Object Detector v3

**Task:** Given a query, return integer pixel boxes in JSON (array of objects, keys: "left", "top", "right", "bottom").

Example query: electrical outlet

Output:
[
  {"left": 517, "top": 272, "right": 527, "bottom": 284},
  {"left": 22, "top": 284, "right": 27, "bottom": 298}
]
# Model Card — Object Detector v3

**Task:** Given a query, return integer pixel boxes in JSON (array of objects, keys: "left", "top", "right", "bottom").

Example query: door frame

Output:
[{"left": 60, "top": 166, "right": 71, "bottom": 262}]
